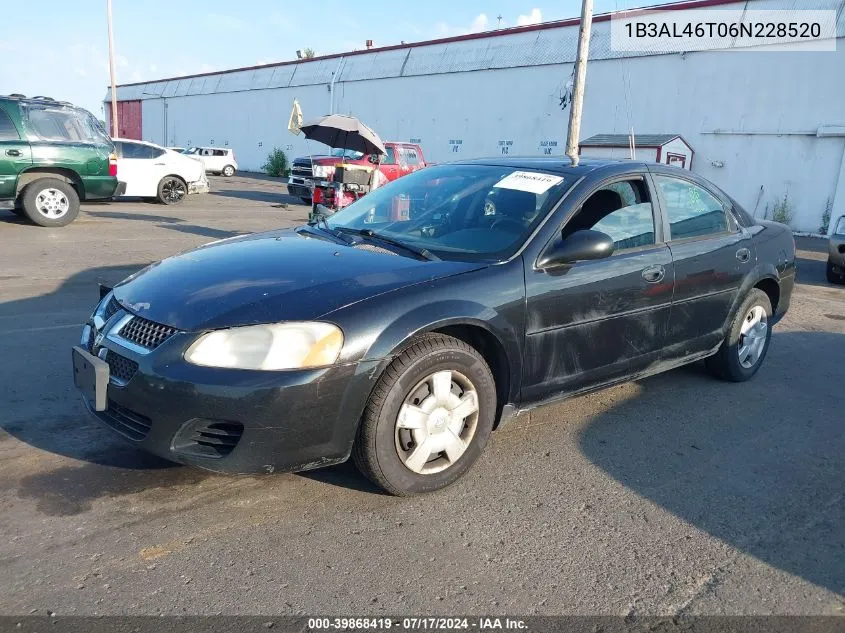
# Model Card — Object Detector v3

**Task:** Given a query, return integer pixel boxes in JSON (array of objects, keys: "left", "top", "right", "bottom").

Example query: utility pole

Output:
[
  {"left": 565, "top": 0, "right": 594, "bottom": 167},
  {"left": 106, "top": 0, "right": 119, "bottom": 137}
]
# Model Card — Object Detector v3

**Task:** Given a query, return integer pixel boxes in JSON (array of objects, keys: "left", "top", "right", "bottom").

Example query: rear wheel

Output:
[
  {"left": 156, "top": 176, "right": 187, "bottom": 205},
  {"left": 352, "top": 334, "right": 496, "bottom": 496},
  {"left": 706, "top": 288, "right": 772, "bottom": 382},
  {"left": 221, "top": 165, "right": 235, "bottom": 177},
  {"left": 826, "top": 259, "right": 845, "bottom": 284},
  {"left": 21, "top": 178, "right": 80, "bottom": 227}
]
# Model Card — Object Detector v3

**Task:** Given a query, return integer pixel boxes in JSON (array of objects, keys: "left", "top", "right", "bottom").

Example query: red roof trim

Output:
[{"left": 113, "top": 0, "right": 746, "bottom": 89}]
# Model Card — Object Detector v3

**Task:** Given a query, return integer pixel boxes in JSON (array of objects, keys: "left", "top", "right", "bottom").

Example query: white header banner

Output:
[{"left": 611, "top": 9, "right": 837, "bottom": 53}]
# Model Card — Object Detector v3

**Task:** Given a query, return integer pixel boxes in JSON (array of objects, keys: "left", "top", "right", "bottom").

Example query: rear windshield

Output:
[{"left": 21, "top": 103, "right": 111, "bottom": 145}]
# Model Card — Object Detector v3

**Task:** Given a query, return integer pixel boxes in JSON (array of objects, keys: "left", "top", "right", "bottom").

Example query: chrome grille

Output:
[
  {"left": 103, "top": 296, "right": 121, "bottom": 321},
  {"left": 119, "top": 316, "right": 178, "bottom": 350},
  {"left": 292, "top": 160, "right": 313, "bottom": 178},
  {"left": 106, "top": 350, "right": 138, "bottom": 384}
]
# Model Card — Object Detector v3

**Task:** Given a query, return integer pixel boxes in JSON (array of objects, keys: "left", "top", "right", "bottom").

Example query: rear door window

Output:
[
  {"left": 122, "top": 142, "right": 155, "bottom": 159},
  {"left": 404, "top": 147, "right": 420, "bottom": 166},
  {"left": 655, "top": 176, "right": 728, "bottom": 240},
  {"left": 0, "top": 109, "right": 21, "bottom": 140}
]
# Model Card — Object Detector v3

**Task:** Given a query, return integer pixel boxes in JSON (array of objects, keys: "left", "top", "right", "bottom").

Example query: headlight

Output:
[
  {"left": 312, "top": 165, "right": 332, "bottom": 179},
  {"left": 184, "top": 322, "right": 343, "bottom": 370}
]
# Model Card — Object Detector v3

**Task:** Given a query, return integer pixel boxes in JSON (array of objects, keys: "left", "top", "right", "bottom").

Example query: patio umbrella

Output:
[{"left": 300, "top": 114, "right": 386, "bottom": 155}]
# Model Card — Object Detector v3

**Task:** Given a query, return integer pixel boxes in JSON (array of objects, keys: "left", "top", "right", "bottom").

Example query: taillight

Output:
[
  {"left": 108, "top": 153, "right": 118, "bottom": 177},
  {"left": 232, "top": 151, "right": 237, "bottom": 163}
]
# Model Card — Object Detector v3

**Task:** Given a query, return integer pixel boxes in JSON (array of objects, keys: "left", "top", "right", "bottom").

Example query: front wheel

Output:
[
  {"left": 156, "top": 176, "right": 187, "bottom": 205},
  {"left": 352, "top": 334, "right": 497, "bottom": 496},
  {"left": 826, "top": 260, "right": 845, "bottom": 284},
  {"left": 706, "top": 288, "right": 773, "bottom": 382},
  {"left": 221, "top": 165, "right": 235, "bottom": 177},
  {"left": 21, "top": 178, "right": 80, "bottom": 227}
]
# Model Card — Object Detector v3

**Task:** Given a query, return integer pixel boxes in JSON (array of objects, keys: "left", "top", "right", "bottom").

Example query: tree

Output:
[{"left": 302, "top": 47, "right": 316, "bottom": 59}]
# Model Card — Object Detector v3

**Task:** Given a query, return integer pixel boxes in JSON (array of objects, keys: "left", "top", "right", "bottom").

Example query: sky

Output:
[{"left": 1, "top": 0, "right": 652, "bottom": 119}]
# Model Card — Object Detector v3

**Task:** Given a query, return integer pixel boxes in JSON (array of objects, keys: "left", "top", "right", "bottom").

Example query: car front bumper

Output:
[
  {"left": 828, "top": 237, "right": 845, "bottom": 268},
  {"left": 75, "top": 324, "right": 381, "bottom": 474}
]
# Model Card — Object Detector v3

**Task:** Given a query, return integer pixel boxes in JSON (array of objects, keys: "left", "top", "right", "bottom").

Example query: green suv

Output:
[{"left": 0, "top": 94, "right": 121, "bottom": 227}]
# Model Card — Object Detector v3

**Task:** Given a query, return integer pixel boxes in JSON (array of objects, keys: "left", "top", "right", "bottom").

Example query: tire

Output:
[
  {"left": 156, "top": 176, "right": 187, "bottom": 205},
  {"left": 706, "top": 288, "right": 773, "bottom": 382},
  {"left": 10, "top": 197, "right": 24, "bottom": 216},
  {"left": 221, "top": 165, "right": 235, "bottom": 177},
  {"left": 21, "top": 178, "right": 80, "bottom": 227},
  {"left": 352, "top": 333, "right": 496, "bottom": 496},
  {"left": 826, "top": 260, "right": 845, "bottom": 285}
]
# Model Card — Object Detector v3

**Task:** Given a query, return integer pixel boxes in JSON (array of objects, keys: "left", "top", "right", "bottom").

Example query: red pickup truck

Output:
[{"left": 287, "top": 142, "right": 426, "bottom": 203}]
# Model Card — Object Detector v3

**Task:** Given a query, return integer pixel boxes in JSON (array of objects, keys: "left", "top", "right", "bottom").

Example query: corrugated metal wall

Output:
[{"left": 110, "top": 0, "right": 845, "bottom": 232}]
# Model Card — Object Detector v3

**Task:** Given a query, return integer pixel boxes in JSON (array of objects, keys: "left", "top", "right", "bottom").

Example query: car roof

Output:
[
  {"left": 454, "top": 156, "right": 652, "bottom": 176},
  {"left": 112, "top": 137, "right": 166, "bottom": 149},
  {"left": 0, "top": 94, "right": 75, "bottom": 107}
]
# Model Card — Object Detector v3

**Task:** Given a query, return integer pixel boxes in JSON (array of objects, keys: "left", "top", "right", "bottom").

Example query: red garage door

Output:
[{"left": 109, "top": 100, "right": 142, "bottom": 139}]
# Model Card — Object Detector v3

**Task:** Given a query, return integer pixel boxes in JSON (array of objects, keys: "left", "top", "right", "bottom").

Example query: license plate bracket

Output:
[{"left": 72, "top": 346, "right": 109, "bottom": 411}]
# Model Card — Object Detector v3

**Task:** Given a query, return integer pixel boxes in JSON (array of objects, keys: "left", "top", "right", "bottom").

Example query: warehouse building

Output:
[{"left": 106, "top": 0, "right": 845, "bottom": 233}]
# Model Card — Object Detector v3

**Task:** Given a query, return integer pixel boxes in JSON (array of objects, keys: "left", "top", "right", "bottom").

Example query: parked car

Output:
[
  {"left": 72, "top": 158, "right": 795, "bottom": 495},
  {"left": 167, "top": 146, "right": 186, "bottom": 154},
  {"left": 112, "top": 138, "right": 208, "bottom": 205},
  {"left": 183, "top": 147, "right": 238, "bottom": 176},
  {"left": 0, "top": 93, "right": 120, "bottom": 227},
  {"left": 827, "top": 215, "right": 845, "bottom": 284},
  {"left": 287, "top": 143, "right": 426, "bottom": 204}
]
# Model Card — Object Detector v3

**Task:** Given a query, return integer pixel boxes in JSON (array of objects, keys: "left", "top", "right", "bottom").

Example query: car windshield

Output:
[
  {"left": 325, "top": 164, "right": 572, "bottom": 262},
  {"left": 184, "top": 148, "right": 199, "bottom": 154},
  {"left": 834, "top": 216, "right": 845, "bottom": 236},
  {"left": 330, "top": 148, "right": 364, "bottom": 160},
  {"left": 20, "top": 103, "right": 111, "bottom": 145}
]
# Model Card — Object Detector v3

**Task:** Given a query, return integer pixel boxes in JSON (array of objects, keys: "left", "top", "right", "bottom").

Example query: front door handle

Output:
[
  {"left": 642, "top": 264, "right": 665, "bottom": 283},
  {"left": 5, "top": 149, "right": 21, "bottom": 157},
  {"left": 736, "top": 248, "right": 751, "bottom": 263}
]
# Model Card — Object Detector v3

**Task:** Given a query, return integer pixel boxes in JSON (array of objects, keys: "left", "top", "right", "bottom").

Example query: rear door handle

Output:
[
  {"left": 642, "top": 264, "right": 665, "bottom": 283},
  {"left": 736, "top": 248, "right": 751, "bottom": 263},
  {"left": 5, "top": 149, "right": 21, "bottom": 157},
  {"left": 153, "top": 162, "right": 166, "bottom": 166}
]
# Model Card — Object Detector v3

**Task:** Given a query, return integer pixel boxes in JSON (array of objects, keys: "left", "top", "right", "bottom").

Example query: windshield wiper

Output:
[
  {"left": 304, "top": 215, "right": 355, "bottom": 245},
  {"left": 337, "top": 228, "right": 439, "bottom": 261}
]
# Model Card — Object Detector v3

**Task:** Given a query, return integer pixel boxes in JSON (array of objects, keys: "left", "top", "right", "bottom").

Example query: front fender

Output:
[{"left": 332, "top": 263, "right": 527, "bottom": 404}]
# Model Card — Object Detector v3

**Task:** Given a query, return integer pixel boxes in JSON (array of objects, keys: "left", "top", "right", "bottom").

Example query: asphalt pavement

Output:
[{"left": 0, "top": 175, "right": 842, "bottom": 616}]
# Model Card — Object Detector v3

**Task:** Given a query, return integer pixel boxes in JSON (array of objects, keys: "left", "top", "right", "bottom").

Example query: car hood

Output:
[{"left": 113, "top": 228, "right": 483, "bottom": 331}]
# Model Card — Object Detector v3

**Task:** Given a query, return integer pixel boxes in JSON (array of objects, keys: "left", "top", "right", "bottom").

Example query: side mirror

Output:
[
  {"left": 537, "top": 229, "right": 614, "bottom": 269},
  {"left": 368, "top": 154, "right": 380, "bottom": 164}
]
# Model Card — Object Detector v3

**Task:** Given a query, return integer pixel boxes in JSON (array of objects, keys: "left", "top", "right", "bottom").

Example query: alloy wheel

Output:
[{"left": 161, "top": 178, "right": 186, "bottom": 203}]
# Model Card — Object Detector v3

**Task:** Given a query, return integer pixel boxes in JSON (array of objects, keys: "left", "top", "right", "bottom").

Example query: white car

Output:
[
  {"left": 183, "top": 147, "right": 238, "bottom": 176},
  {"left": 113, "top": 139, "right": 209, "bottom": 205}
]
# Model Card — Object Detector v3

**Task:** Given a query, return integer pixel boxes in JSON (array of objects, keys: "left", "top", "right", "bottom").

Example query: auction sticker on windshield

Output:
[{"left": 494, "top": 171, "right": 564, "bottom": 194}]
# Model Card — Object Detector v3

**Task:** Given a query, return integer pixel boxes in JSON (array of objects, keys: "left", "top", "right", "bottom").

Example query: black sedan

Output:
[{"left": 72, "top": 158, "right": 796, "bottom": 495}]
